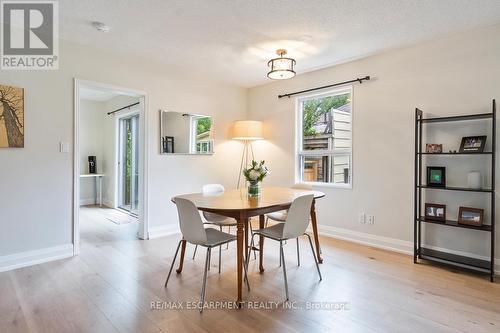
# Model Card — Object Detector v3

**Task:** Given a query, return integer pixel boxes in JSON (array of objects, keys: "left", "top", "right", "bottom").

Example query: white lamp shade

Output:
[{"left": 231, "top": 120, "right": 263, "bottom": 140}]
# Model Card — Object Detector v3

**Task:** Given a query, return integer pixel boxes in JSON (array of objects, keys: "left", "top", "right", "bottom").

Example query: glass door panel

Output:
[{"left": 119, "top": 114, "right": 139, "bottom": 215}]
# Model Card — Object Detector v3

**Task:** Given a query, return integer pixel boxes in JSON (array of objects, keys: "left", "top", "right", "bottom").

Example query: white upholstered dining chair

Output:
[
  {"left": 265, "top": 183, "right": 315, "bottom": 266},
  {"left": 193, "top": 184, "right": 256, "bottom": 270},
  {"left": 165, "top": 197, "right": 249, "bottom": 312},
  {"left": 246, "top": 194, "right": 322, "bottom": 300},
  {"left": 192, "top": 184, "right": 237, "bottom": 272}
]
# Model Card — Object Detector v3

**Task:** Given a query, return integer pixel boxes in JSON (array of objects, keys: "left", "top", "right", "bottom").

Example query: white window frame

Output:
[{"left": 295, "top": 86, "right": 353, "bottom": 189}]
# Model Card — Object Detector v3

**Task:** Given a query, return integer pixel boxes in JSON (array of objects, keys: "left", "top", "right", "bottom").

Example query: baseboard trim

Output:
[
  {"left": 148, "top": 225, "right": 180, "bottom": 239},
  {"left": 0, "top": 244, "right": 74, "bottom": 272},
  {"left": 315, "top": 224, "right": 414, "bottom": 255},
  {"left": 315, "top": 224, "right": 500, "bottom": 275}
]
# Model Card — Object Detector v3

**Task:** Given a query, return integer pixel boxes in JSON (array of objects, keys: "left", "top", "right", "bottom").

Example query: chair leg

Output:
[
  {"left": 208, "top": 248, "right": 211, "bottom": 270},
  {"left": 243, "top": 245, "right": 251, "bottom": 291},
  {"left": 279, "top": 246, "right": 282, "bottom": 267},
  {"left": 280, "top": 241, "right": 289, "bottom": 301},
  {"left": 226, "top": 226, "right": 230, "bottom": 249},
  {"left": 219, "top": 226, "right": 223, "bottom": 274},
  {"left": 265, "top": 217, "right": 269, "bottom": 228},
  {"left": 246, "top": 233, "right": 257, "bottom": 272},
  {"left": 165, "top": 240, "right": 182, "bottom": 287},
  {"left": 305, "top": 234, "right": 322, "bottom": 281},
  {"left": 200, "top": 247, "right": 211, "bottom": 313},
  {"left": 192, "top": 245, "right": 198, "bottom": 260},
  {"left": 296, "top": 238, "right": 300, "bottom": 266},
  {"left": 249, "top": 222, "right": 257, "bottom": 260}
]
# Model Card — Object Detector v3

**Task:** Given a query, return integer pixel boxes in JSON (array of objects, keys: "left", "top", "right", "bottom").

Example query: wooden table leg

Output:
[
  {"left": 236, "top": 212, "right": 245, "bottom": 307},
  {"left": 175, "top": 239, "right": 187, "bottom": 273},
  {"left": 310, "top": 200, "right": 323, "bottom": 263},
  {"left": 259, "top": 215, "right": 265, "bottom": 273}
]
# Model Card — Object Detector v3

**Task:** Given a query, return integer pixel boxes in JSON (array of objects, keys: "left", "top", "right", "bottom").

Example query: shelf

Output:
[
  {"left": 419, "top": 247, "right": 491, "bottom": 273},
  {"left": 418, "top": 218, "right": 491, "bottom": 231},
  {"left": 418, "top": 152, "right": 492, "bottom": 155},
  {"left": 419, "top": 113, "right": 493, "bottom": 123},
  {"left": 418, "top": 185, "right": 493, "bottom": 193},
  {"left": 415, "top": 103, "right": 496, "bottom": 281}
]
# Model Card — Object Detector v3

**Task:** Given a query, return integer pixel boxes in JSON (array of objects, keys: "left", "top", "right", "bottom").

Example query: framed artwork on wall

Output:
[{"left": 0, "top": 84, "right": 24, "bottom": 148}]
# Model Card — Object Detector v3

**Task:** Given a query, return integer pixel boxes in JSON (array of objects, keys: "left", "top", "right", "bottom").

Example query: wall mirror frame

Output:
[{"left": 159, "top": 110, "right": 215, "bottom": 155}]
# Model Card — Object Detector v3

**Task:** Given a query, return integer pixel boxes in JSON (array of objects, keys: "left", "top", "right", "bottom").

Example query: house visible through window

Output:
[
  {"left": 191, "top": 116, "right": 214, "bottom": 154},
  {"left": 296, "top": 87, "right": 352, "bottom": 187}
]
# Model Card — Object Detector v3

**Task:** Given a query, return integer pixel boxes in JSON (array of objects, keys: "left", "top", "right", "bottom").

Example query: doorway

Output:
[
  {"left": 73, "top": 79, "right": 149, "bottom": 256},
  {"left": 118, "top": 114, "right": 139, "bottom": 215}
]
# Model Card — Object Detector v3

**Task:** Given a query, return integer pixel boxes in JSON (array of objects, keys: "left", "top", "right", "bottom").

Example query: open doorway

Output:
[{"left": 73, "top": 79, "right": 148, "bottom": 255}]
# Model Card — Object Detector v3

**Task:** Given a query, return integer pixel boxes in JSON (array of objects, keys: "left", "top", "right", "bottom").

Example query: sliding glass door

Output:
[{"left": 118, "top": 114, "right": 139, "bottom": 215}]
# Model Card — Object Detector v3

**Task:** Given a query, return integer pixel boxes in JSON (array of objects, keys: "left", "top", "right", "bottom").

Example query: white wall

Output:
[
  {"left": 0, "top": 39, "right": 246, "bottom": 262},
  {"left": 247, "top": 24, "right": 500, "bottom": 261},
  {"left": 79, "top": 99, "right": 105, "bottom": 205}
]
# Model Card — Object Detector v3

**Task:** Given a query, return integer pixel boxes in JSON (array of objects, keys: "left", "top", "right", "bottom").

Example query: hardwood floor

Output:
[{"left": 1, "top": 206, "right": 499, "bottom": 333}]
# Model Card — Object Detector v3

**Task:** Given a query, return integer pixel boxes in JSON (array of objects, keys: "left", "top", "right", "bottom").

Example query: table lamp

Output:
[{"left": 230, "top": 120, "right": 264, "bottom": 188}]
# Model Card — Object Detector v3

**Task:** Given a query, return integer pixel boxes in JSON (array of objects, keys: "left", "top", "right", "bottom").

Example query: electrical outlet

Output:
[
  {"left": 367, "top": 214, "right": 374, "bottom": 225},
  {"left": 359, "top": 213, "right": 366, "bottom": 224}
]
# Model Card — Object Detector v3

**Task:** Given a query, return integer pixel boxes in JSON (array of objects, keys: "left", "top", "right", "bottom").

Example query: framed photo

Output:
[
  {"left": 459, "top": 136, "right": 486, "bottom": 153},
  {"left": 425, "top": 203, "right": 446, "bottom": 221},
  {"left": 425, "top": 144, "right": 442, "bottom": 153},
  {"left": 458, "top": 207, "right": 484, "bottom": 227},
  {"left": 427, "top": 166, "right": 446, "bottom": 187}
]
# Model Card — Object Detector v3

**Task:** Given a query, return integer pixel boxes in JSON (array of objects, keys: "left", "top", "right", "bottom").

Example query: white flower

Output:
[{"left": 248, "top": 170, "right": 261, "bottom": 181}]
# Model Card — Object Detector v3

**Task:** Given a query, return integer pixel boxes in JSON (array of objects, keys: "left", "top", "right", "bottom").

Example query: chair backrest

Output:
[
  {"left": 175, "top": 197, "right": 207, "bottom": 245},
  {"left": 282, "top": 194, "right": 314, "bottom": 239},
  {"left": 202, "top": 184, "right": 225, "bottom": 194}
]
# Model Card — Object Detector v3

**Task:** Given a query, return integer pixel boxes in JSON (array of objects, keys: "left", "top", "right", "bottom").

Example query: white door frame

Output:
[{"left": 73, "top": 78, "right": 149, "bottom": 255}]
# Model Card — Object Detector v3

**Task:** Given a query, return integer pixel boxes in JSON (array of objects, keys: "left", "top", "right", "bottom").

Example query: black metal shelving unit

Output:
[{"left": 414, "top": 100, "right": 496, "bottom": 282}]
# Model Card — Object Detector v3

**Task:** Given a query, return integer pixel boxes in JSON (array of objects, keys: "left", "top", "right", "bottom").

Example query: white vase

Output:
[{"left": 467, "top": 171, "right": 482, "bottom": 189}]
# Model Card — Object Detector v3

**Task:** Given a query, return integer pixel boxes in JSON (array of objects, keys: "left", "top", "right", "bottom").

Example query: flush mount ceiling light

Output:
[
  {"left": 92, "top": 21, "right": 111, "bottom": 33},
  {"left": 267, "top": 49, "right": 296, "bottom": 80}
]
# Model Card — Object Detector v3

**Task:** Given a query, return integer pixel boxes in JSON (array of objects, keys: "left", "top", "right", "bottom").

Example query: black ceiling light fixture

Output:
[{"left": 267, "top": 49, "right": 296, "bottom": 80}]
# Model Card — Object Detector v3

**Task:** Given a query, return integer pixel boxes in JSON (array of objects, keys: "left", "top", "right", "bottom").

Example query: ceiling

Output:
[{"left": 61, "top": 0, "right": 500, "bottom": 87}]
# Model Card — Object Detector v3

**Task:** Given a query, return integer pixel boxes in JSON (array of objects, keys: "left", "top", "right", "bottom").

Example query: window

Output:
[{"left": 296, "top": 87, "right": 352, "bottom": 187}]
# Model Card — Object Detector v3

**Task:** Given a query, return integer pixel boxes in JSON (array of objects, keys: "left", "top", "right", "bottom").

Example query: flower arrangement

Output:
[{"left": 243, "top": 160, "right": 269, "bottom": 196}]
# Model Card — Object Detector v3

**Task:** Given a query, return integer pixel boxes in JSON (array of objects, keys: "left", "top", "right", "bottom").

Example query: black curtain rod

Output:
[
  {"left": 107, "top": 102, "right": 140, "bottom": 115},
  {"left": 278, "top": 75, "right": 371, "bottom": 99}
]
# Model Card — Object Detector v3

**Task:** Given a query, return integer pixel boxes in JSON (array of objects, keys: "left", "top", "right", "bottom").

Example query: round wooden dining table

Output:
[{"left": 172, "top": 186, "right": 325, "bottom": 306}]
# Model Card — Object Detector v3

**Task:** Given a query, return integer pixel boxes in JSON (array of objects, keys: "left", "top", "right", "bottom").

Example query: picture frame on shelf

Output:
[
  {"left": 427, "top": 166, "right": 446, "bottom": 187},
  {"left": 425, "top": 144, "right": 443, "bottom": 153},
  {"left": 458, "top": 207, "right": 484, "bottom": 227},
  {"left": 425, "top": 203, "right": 446, "bottom": 222},
  {"left": 459, "top": 135, "right": 486, "bottom": 153}
]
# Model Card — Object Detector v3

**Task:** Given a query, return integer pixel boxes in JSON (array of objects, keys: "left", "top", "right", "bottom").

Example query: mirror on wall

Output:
[{"left": 159, "top": 110, "right": 214, "bottom": 154}]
